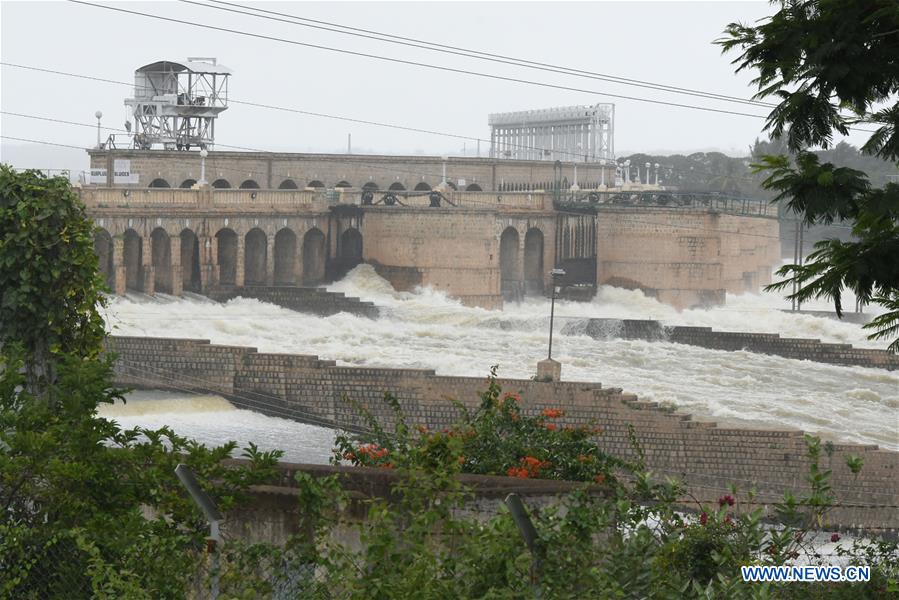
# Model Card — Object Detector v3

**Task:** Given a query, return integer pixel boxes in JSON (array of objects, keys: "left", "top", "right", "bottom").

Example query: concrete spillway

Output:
[
  {"left": 103, "top": 265, "right": 899, "bottom": 452},
  {"left": 565, "top": 318, "right": 899, "bottom": 371}
]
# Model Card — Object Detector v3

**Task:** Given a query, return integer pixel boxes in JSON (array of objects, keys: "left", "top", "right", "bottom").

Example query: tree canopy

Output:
[{"left": 719, "top": 0, "right": 899, "bottom": 351}]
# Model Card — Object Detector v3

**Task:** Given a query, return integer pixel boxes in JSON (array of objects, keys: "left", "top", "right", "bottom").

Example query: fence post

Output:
[
  {"left": 175, "top": 464, "right": 223, "bottom": 600},
  {"left": 505, "top": 493, "right": 544, "bottom": 598}
]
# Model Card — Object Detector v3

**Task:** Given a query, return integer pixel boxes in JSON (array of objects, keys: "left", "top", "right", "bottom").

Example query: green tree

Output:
[
  {"left": 0, "top": 166, "right": 283, "bottom": 597},
  {"left": 0, "top": 166, "right": 107, "bottom": 390},
  {"left": 718, "top": 0, "right": 899, "bottom": 351}
]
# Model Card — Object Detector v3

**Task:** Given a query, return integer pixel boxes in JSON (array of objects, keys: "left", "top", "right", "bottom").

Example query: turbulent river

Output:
[{"left": 100, "top": 265, "right": 899, "bottom": 455}]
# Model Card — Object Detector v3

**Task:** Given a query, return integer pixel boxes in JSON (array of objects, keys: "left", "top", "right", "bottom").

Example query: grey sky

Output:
[{"left": 0, "top": 0, "right": 871, "bottom": 173}]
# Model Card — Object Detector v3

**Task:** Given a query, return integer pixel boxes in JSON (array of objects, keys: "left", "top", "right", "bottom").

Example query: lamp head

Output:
[
  {"left": 95, "top": 110, "right": 103, "bottom": 120},
  {"left": 200, "top": 149, "right": 208, "bottom": 158}
]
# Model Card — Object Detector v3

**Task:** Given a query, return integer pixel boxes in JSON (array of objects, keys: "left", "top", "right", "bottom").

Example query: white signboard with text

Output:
[{"left": 113, "top": 159, "right": 139, "bottom": 185}]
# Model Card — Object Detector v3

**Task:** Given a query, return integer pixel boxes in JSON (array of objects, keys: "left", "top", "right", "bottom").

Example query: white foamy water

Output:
[
  {"left": 98, "top": 390, "right": 335, "bottom": 464},
  {"left": 102, "top": 266, "right": 899, "bottom": 451}
]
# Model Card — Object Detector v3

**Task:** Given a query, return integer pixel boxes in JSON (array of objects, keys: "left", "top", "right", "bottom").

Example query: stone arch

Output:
[
  {"left": 123, "top": 229, "right": 143, "bottom": 292},
  {"left": 180, "top": 178, "right": 197, "bottom": 189},
  {"left": 340, "top": 227, "right": 363, "bottom": 262},
  {"left": 466, "top": 183, "right": 483, "bottom": 191},
  {"left": 150, "top": 227, "right": 172, "bottom": 294},
  {"left": 302, "top": 227, "right": 326, "bottom": 286},
  {"left": 388, "top": 182, "right": 406, "bottom": 191},
  {"left": 500, "top": 227, "right": 521, "bottom": 301},
  {"left": 180, "top": 228, "right": 201, "bottom": 293},
  {"left": 93, "top": 229, "right": 115, "bottom": 290},
  {"left": 307, "top": 180, "right": 325, "bottom": 189},
  {"left": 335, "top": 181, "right": 352, "bottom": 189},
  {"left": 362, "top": 181, "right": 379, "bottom": 191},
  {"left": 278, "top": 179, "right": 298, "bottom": 189},
  {"left": 212, "top": 178, "right": 231, "bottom": 189},
  {"left": 524, "top": 228, "right": 545, "bottom": 295},
  {"left": 273, "top": 228, "right": 297, "bottom": 285},
  {"left": 215, "top": 228, "right": 238, "bottom": 285},
  {"left": 244, "top": 228, "right": 268, "bottom": 286},
  {"left": 149, "top": 178, "right": 170, "bottom": 188},
  {"left": 239, "top": 179, "right": 260, "bottom": 189},
  {"left": 414, "top": 182, "right": 431, "bottom": 191}
]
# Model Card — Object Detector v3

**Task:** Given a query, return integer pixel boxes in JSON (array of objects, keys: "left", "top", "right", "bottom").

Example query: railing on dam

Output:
[
  {"left": 338, "top": 190, "right": 551, "bottom": 210},
  {"left": 556, "top": 191, "right": 778, "bottom": 218},
  {"left": 79, "top": 186, "right": 772, "bottom": 217}
]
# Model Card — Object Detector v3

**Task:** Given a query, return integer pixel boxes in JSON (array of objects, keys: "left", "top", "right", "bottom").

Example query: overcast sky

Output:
[{"left": 1, "top": 0, "right": 872, "bottom": 174}]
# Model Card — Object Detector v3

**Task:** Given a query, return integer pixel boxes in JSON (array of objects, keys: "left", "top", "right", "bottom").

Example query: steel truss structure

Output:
[
  {"left": 488, "top": 104, "right": 614, "bottom": 162},
  {"left": 125, "top": 58, "right": 230, "bottom": 150}
]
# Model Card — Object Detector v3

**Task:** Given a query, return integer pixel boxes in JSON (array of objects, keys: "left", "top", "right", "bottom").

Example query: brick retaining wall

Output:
[
  {"left": 107, "top": 336, "right": 899, "bottom": 533},
  {"left": 575, "top": 318, "right": 899, "bottom": 371}
]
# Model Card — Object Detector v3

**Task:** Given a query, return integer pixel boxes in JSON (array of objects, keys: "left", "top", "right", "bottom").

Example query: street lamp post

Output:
[
  {"left": 95, "top": 111, "right": 103, "bottom": 149},
  {"left": 537, "top": 268, "right": 566, "bottom": 381}
]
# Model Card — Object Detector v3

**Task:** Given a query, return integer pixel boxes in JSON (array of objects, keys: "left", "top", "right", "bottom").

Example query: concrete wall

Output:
[
  {"left": 89, "top": 149, "right": 616, "bottom": 193},
  {"left": 596, "top": 208, "right": 781, "bottom": 308},
  {"left": 226, "top": 461, "right": 607, "bottom": 547},
  {"left": 579, "top": 318, "right": 899, "bottom": 371},
  {"left": 107, "top": 336, "right": 899, "bottom": 532},
  {"left": 82, "top": 188, "right": 781, "bottom": 310}
]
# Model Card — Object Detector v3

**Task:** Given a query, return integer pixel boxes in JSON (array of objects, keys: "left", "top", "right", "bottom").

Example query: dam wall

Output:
[
  {"left": 596, "top": 208, "right": 781, "bottom": 308},
  {"left": 575, "top": 318, "right": 899, "bottom": 371},
  {"left": 107, "top": 335, "right": 899, "bottom": 532}
]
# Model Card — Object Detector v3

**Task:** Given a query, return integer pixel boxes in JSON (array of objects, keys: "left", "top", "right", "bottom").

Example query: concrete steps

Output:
[{"left": 205, "top": 285, "right": 379, "bottom": 319}]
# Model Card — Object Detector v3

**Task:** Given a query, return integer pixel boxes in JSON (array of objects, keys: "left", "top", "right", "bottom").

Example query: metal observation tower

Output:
[
  {"left": 125, "top": 58, "right": 230, "bottom": 150},
  {"left": 488, "top": 104, "right": 614, "bottom": 162}
]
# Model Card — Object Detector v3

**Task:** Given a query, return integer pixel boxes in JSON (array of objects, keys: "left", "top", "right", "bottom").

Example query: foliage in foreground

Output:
[
  {"left": 1, "top": 167, "right": 284, "bottom": 598},
  {"left": 215, "top": 374, "right": 898, "bottom": 600},
  {"left": 0, "top": 347, "right": 284, "bottom": 599}
]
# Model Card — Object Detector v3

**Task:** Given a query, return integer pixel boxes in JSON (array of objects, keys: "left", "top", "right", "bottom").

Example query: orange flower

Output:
[
  {"left": 593, "top": 473, "right": 606, "bottom": 484},
  {"left": 503, "top": 392, "right": 522, "bottom": 403},
  {"left": 343, "top": 451, "right": 356, "bottom": 461},
  {"left": 506, "top": 466, "right": 529, "bottom": 478},
  {"left": 381, "top": 462, "right": 394, "bottom": 469},
  {"left": 541, "top": 408, "right": 563, "bottom": 418},
  {"left": 545, "top": 423, "right": 557, "bottom": 431},
  {"left": 457, "top": 455, "right": 465, "bottom": 465}
]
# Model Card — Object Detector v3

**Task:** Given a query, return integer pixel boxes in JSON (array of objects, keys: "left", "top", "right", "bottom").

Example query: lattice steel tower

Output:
[
  {"left": 125, "top": 58, "right": 230, "bottom": 150},
  {"left": 488, "top": 104, "right": 614, "bottom": 162}
]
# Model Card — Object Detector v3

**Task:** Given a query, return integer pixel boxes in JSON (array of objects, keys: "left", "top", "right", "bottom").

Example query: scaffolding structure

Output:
[
  {"left": 125, "top": 58, "right": 230, "bottom": 150},
  {"left": 488, "top": 104, "right": 614, "bottom": 162}
]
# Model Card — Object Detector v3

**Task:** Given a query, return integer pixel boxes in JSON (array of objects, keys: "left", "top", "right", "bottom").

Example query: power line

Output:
[
  {"left": 66, "top": 0, "right": 772, "bottom": 121},
  {"left": 0, "top": 61, "right": 598, "bottom": 163},
  {"left": 191, "top": 0, "right": 778, "bottom": 110}
]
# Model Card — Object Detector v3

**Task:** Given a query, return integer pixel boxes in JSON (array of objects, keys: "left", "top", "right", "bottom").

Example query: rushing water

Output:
[
  {"left": 98, "top": 390, "right": 335, "bottom": 464},
  {"left": 101, "top": 265, "right": 899, "bottom": 451}
]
